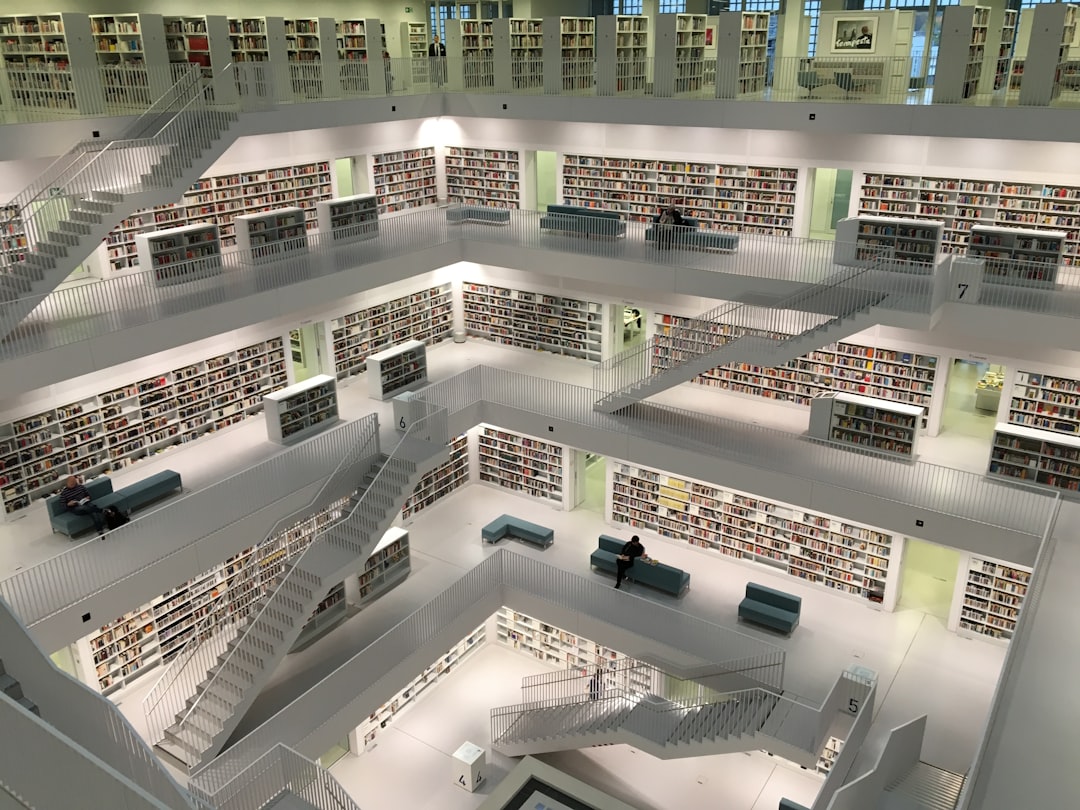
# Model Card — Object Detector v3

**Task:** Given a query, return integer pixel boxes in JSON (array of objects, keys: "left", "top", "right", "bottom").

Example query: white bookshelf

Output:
[
  {"left": 1019, "top": 3, "right": 1078, "bottom": 106},
  {"left": 595, "top": 15, "right": 648, "bottom": 96},
  {"left": 88, "top": 13, "right": 170, "bottom": 106},
  {"left": 401, "top": 20, "right": 428, "bottom": 84},
  {"left": 366, "top": 339, "right": 428, "bottom": 400},
  {"left": 263, "top": 374, "right": 340, "bottom": 445},
  {"left": 445, "top": 147, "right": 521, "bottom": 208},
  {"left": 492, "top": 17, "right": 543, "bottom": 93},
  {"left": 933, "top": 6, "right": 990, "bottom": 103},
  {"left": 400, "top": 434, "right": 469, "bottom": 520},
  {"left": 715, "top": 11, "right": 770, "bottom": 99},
  {"left": 164, "top": 15, "right": 235, "bottom": 103},
  {"left": 77, "top": 603, "right": 159, "bottom": 696},
  {"left": 370, "top": 146, "right": 438, "bottom": 214},
  {"left": 285, "top": 17, "right": 339, "bottom": 98},
  {"left": 967, "top": 225, "right": 1065, "bottom": 287},
  {"left": 316, "top": 193, "right": 379, "bottom": 244},
  {"left": 462, "top": 283, "right": 603, "bottom": 362},
  {"left": 818, "top": 737, "right": 844, "bottom": 775},
  {"left": 1007, "top": 369, "right": 1080, "bottom": 438},
  {"left": 356, "top": 527, "right": 411, "bottom": 608},
  {"left": 808, "top": 392, "right": 923, "bottom": 460},
  {"left": 987, "top": 422, "right": 1080, "bottom": 496},
  {"left": 993, "top": 10, "right": 1018, "bottom": 92},
  {"left": 336, "top": 19, "right": 384, "bottom": 94},
  {"left": 0, "top": 13, "right": 103, "bottom": 113},
  {"left": 134, "top": 222, "right": 222, "bottom": 287},
  {"left": 543, "top": 16, "right": 594, "bottom": 94},
  {"left": 236, "top": 206, "right": 308, "bottom": 264},
  {"left": 834, "top": 215, "right": 943, "bottom": 270},
  {"left": 330, "top": 283, "right": 452, "bottom": 380},
  {"left": 562, "top": 153, "right": 799, "bottom": 236},
  {"left": 610, "top": 461, "right": 899, "bottom": 608},
  {"left": 228, "top": 17, "right": 287, "bottom": 65},
  {"left": 445, "top": 19, "right": 494, "bottom": 90},
  {"left": 654, "top": 13, "right": 706, "bottom": 97},
  {"left": 477, "top": 427, "right": 565, "bottom": 505},
  {"left": 954, "top": 554, "right": 1031, "bottom": 642},
  {"left": 0, "top": 204, "right": 26, "bottom": 267}
]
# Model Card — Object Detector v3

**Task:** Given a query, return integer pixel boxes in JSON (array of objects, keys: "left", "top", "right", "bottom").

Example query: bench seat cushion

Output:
[
  {"left": 745, "top": 582, "right": 802, "bottom": 615},
  {"left": 598, "top": 534, "right": 625, "bottom": 554},
  {"left": 482, "top": 514, "right": 554, "bottom": 546},
  {"left": 739, "top": 599, "right": 800, "bottom": 633},
  {"left": 447, "top": 206, "right": 511, "bottom": 224},
  {"left": 114, "top": 470, "right": 182, "bottom": 512},
  {"left": 590, "top": 549, "right": 618, "bottom": 571}
]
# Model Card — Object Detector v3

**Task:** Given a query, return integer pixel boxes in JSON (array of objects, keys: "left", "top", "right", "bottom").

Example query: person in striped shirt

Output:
[{"left": 58, "top": 476, "right": 105, "bottom": 536}]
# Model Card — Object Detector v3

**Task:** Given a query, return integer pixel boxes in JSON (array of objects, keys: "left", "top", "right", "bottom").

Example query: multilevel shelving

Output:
[
  {"left": 366, "top": 339, "right": 428, "bottom": 400},
  {"left": 957, "top": 555, "right": 1031, "bottom": 642},
  {"left": 370, "top": 147, "right": 437, "bottom": 214},
  {"left": 1007, "top": 369, "right": 1080, "bottom": 437},
  {"left": 715, "top": 11, "right": 770, "bottom": 98},
  {"left": 991, "top": 10, "right": 1018, "bottom": 91},
  {"left": 652, "top": 312, "right": 939, "bottom": 419},
  {"left": 966, "top": 225, "right": 1065, "bottom": 287},
  {"left": 263, "top": 374, "right": 340, "bottom": 445},
  {"left": 88, "top": 13, "right": 169, "bottom": 106},
  {"left": 356, "top": 527, "right": 411, "bottom": 608},
  {"left": 544, "top": 16, "right": 594, "bottom": 93},
  {"left": 81, "top": 605, "right": 158, "bottom": 696},
  {"left": 492, "top": 17, "right": 543, "bottom": 92},
  {"left": 400, "top": 434, "right": 469, "bottom": 520},
  {"left": 445, "top": 147, "right": 521, "bottom": 208},
  {"left": 987, "top": 422, "right": 1080, "bottom": 496},
  {"left": 933, "top": 6, "right": 990, "bottom": 103},
  {"left": 562, "top": 153, "right": 799, "bottom": 235},
  {"left": 400, "top": 21, "right": 429, "bottom": 84},
  {"left": 808, "top": 392, "right": 923, "bottom": 460},
  {"left": 0, "top": 337, "right": 286, "bottom": 516},
  {"left": 595, "top": 15, "right": 648, "bottom": 95},
  {"left": 228, "top": 17, "right": 287, "bottom": 66},
  {"left": 611, "top": 461, "right": 899, "bottom": 607},
  {"left": 0, "top": 13, "right": 103, "bottom": 113},
  {"left": 463, "top": 283, "right": 603, "bottom": 362},
  {"left": 445, "top": 19, "right": 494, "bottom": 90},
  {"left": 477, "top": 427, "right": 565, "bottom": 505},
  {"left": 235, "top": 206, "right": 309, "bottom": 264},
  {"left": 856, "top": 170, "right": 1080, "bottom": 264},
  {"left": 653, "top": 13, "right": 706, "bottom": 97},
  {"left": 284, "top": 17, "right": 338, "bottom": 98},
  {"left": 134, "top": 222, "right": 222, "bottom": 287},
  {"left": 336, "top": 18, "right": 385, "bottom": 93},
  {"left": 834, "top": 215, "right": 944, "bottom": 270},
  {"left": 315, "top": 193, "right": 379, "bottom": 244},
  {"left": 1018, "top": 3, "right": 1077, "bottom": 106},
  {"left": 164, "top": 15, "right": 234, "bottom": 103},
  {"left": 330, "top": 283, "right": 453, "bottom": 380}
]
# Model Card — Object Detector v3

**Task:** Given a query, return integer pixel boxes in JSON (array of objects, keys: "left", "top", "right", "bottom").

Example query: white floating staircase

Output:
[
  {"left": 154, "top": 435, "right": 448, "bottom": 772},
  {"left": 594, "top": 271, "right": 890, "bottom": 414},
  {"left": 0, "top": 68, "right": 240, "bottom": 339},
  {"left": 879, "top": 761, "right": 966, "bottom": 810}
]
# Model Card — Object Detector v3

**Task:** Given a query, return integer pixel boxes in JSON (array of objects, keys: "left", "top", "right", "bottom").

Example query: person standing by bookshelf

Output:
[
  {"left": 429, "top": 35, "right": 447, "bottom": 87},
  {"left": 615, "top": 535, "right": 644, "bottom": 589}
]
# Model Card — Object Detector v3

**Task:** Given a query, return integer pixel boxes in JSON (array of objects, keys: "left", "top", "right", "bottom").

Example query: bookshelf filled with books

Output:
[
  {"left": 544, "top": 16, "right": 594, "bottom": 93},
  {"left": 462, "top": 282, "right": 604, "bottom": 362},
  {"left": 834, "top": 215, "right": 944, "bottom": 270},
  {"left": 808, "top": 392, "right": 923, "bottom": 460},
  {"left": 284, "top": 17, "right": 337, "bottom": 98},
  {"left": 329, "top": 283, "right": 453, "bottom": 380},
  {"left": 1007, "top": 369, "right": 1080, "bottom": 437},
  {"left": 954, "top": 554, "right": 1032, "bottom": 642},
  {"left": 401, "top": 21, "right": 429, "bottom": 83},
  {"left": 164, "top": 15, "right": 234, "bottom": 103},
  {"left": 595, "top": 15, "right": 648, "bottom": 95},
  {"left": 0, "top": 204, "right": 26, "bottom": 266},
  {"left": 88, "top": 13, "right": 169, "bottom": 106},
  {"left": 990, "top": 10, "right": 1017, "bottom": 91},
  {"left": 370, "top": 146, "right": 438, "bottom": 214},
  {"left": 610, "top": 461, "right": 900, "bottom": 607},
  {"left": 366, "top": 339, "right": 428, "bottom": 400},
  {"left": 966, "top": 225, "right": 1066, "bottom": 287},
  {"left": 493, "top": 17, "right": 543, "bottom": 92},
  {"left": 0, "top": 13, "right": 103, "bottom": 113},
  {"left": 477, "top": 426, "right": 565, "bottom": 506},
  {"left": 400, "top": 434, "right": 469, "bottom": 520},
  {"left": 932, "top": 5, "right": 989, "bottom": 103},
  {"left": 336, "top": 18, "right": 385, "bottom": 94},
  {"left": 715, "top": 11, "right": 770, "bottom": 98},
  {"left": 445, "top": 19, "right": 494, "bottom": 90},
  {"left": 356, "top": 527, "right": 411, "bottom": 608},
  {"left": 654, "top": 13, "right": 706, "bottom": 96},
  {"left": 315, "top": 193, "right": 379, "bottom": 244},
  {"left": 134, "top": 222, "right": 222, "bottom": 287},
  {"left": 987, "top": 422, "right": 1080, "bottom": 496},
  {"left": 236, "top": 206, "right": 309, "bottom": 264},
  {"left": 445, "top": 146, "right": 521, "bottom": 208},
  {"left": 263, "top": 374, "right": 340, "bottom": 445},
  {"left": 228, "top": 16, "right": 287, "bottom": 66}
]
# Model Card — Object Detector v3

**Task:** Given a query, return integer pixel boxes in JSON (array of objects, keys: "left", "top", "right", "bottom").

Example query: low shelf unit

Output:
[
  {"left": 400, "top": 434, "right": 469, "bottom": 520},
  {"left": 953, "top": 553, "right": 1031, "bottom": 643},
  {"left": 987, "top": 422, "right": 1080, "bottom": 496},
  {"left": 235, "top": 206, "right": 309, "bottom": 264},
  {"left": 366, "top": 339, "right": 428, "bottom": 400},
  {"left": 967, "top": 224, "right": 1065, "bottom": 287},
  {"left": 134, "top": 222, "right": 222, "bottom": 287},
  {"left": 315, "top": 193, "right": 379, "bottom": 244},
  {"left": 263, "top": 373, "right": 340, "bottom": 445},
  {"left": 356, "top": 526, "right": 411, "bottom": 608},
  {"left": 834, "top": 215, "right": 943, "bottom": 270},
  {"left": 477, "top": 426, "right": 565, "bottom": 506},
  {"left": 807, "top": 392, "right": 923, "bottom": 460},
  {"left": 1007, "top": 369, "right": 1080, "bottom": 436}
]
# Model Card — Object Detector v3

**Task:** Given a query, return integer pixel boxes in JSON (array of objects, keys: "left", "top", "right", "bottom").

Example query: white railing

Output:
[{"left": 0, "top": 412, "right": 380, "bottom": 628}]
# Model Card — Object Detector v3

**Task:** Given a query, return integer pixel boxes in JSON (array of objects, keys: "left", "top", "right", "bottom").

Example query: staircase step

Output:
[
  {"left": 76, "top": 199, "right": 115, "bottom": 214},
  {"left": 67, "top": 209, "right": 104, "bottom": 225},
  {"left": 163, "top": 724, "right": 212, "bottom": 757},
  {"left": 90, "top": 191, "right": 124, "bottom": 203},
  {"left": 184, "top": 692, "right": 235, "bottom": 724},
  {"left": 17, "top": 697, "right": 40, "bottom": 717},
  {"left": 35, "top": 241, "right": 69, "bottom": 258},
  {"left": 154, "top": 739, "right": 197, "bottom": 770},
  {"left": 57, "top": 219, "right": 92, "bottom": 236},
  {"left": 0, "top": 673, "right": 22, "bottom": 700}
]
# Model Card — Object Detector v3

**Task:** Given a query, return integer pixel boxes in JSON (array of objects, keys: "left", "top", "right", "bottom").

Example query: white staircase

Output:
[
  {"left": 594, "top": 268, "right": 890, "bottom": 414},
  {"left": 0, "top": 65, "right": 240, "bottom": 339},
  {"left": 154, "top": 429, "right": 448, "bottom": 772},
  {"left": 0, "top": 659, "right": 39, "bottom": 719},
  {"left": 879, "top": 761, "right": 966, "bottom": 810}
]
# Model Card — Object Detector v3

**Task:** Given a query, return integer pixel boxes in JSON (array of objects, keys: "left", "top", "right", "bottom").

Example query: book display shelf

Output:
[
  {"left": 263, "top": 374, "right": 340, "bottom": 445},
  {"left": 370, "top": 147, "right": 437, "bottom": 214},
  {"left": 400, "top": 434, "right": 469, "bottom": 520},
  {"left": 992, "top": 10, "right": 1018, "bottom": 91},
  {"left": 808, "top": 392, "right": 923, "bottom": 460},
  {"left": 228, "top": 17, "right": 287, "bottom": 66},
  {"left": 290, "top": 581, "right": 347, "bottom": 652},
  {"left": 0, "top": 204, "right": 26, "bottom": 265},
  {"left": 446, "top": 19, "right": 494, "bottom": 90},
  {"left": 933, "top": 5, "right": 989, "bottom": 103},
  {"left": 652, "top": 312, "right": 939, "bottom": 419},
  {"left": 336, "top": 19, "right": 373, "bottom": 65},
  {"left": 856, "top": 170, "right": 1080, "bottom": 264},
  {"left": 715, "top": 12, "right": 770, "bottom": 98},
  {"left": 337, "top": 18, "right": 385, "bottom": 94},
  {"left": 611, "top": 461, "right": 898, "bottom": 607},
  {"left": 0, "top": 337, "right": 286, "bottom": 516},
  {"left": 445, "top": 147, "right": 521, "bottom": 208},
  {"left": 0, "top": 13, "right": 103, "bottom": 113},
  {"left": 492, "top": 18, "right": 543, "bottom": 92},
  {"left": 88, "top": 13, "right": 169, "bottom": 106},
  {"left": 1008, "top": 369, "right": 1080, "bottom": 436},
  {"left": 654, "top": 13, "right": 706, "bottom": 97},
  {"left": 356, "top": 527, "right": 411, "bottom": 608},
  {"left": 164, "top": 15, "right": 234, "bottom": 103},
  {"left": 987, "top": 422, "right": 1080, "bottom": 496},
  {"left": 595, "top": 15, "right": 647, "bottom": 95},
  {"left": 478, "top": 427, "right": 565, "bottom": 505},
  {"left": 967, "top": 225, "right": 1066, "bottom": 287},
  {"left": 462, "top": 282, "right": 603, "bottom": 362},
  {"left": 352, "top": 625, "right": 485, "bottom": 752},
  {"left": 330, "top": 283, "right": 453, "bottom": 380},
  {"left": 495, "top": 608, "right": 655, "bottom": 697},
  {"left": 834, "top": 216, "right": 944, "bottom": 270},
  {"left": 107, "top": 159, "right": 332, "bottom": 272},
  {"left": 401, "top": 21, "right": 428, "bottom": 84},
  {"left": 285, "top": 17, "right": 337, "bottom": 98},
  {"left": 544, "top": 17, "right": 595, "bottom": 93},
  {"left": 562, "top": 153, "right": 799, "bottom": 235},
  {"left": 134, "top": 222, "right": 222, "bottom": 287},
  {"left": 818, "top": 737, "right": 844, "bottom": 775},
  {"left": 366, "top": 339, "right": 428, "bottom": 400},
  {"left": 235, "top": 206, "right": 308, "bottom": 264},
  {"left": 957, "top": 555, "right": 1031, "bottom": 642},
  {"left": 315, "top": 193, "right": 379, "bottom": 244}
]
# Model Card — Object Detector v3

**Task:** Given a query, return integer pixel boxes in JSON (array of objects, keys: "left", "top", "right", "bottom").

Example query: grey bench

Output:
[
  {"left": 590, "top": 534, "right": 690, "bottom": 597},
  {"left": 481, "top": 514, "right": 554, "bottom": 548},
  {"left": 738, "top": 582, "right": 802, "bottom": 635},
  {"left": 46, "top": 469, "right": 183, "bottom": 537},
  {"left": 446, "top": 205, "right": 511, "bottom": 225},
  {"left": 645, "top": 215, "right": 740, "bottom": 252},
  {"left": 539, "top": 204, "right": 627, "bottom": 239}
]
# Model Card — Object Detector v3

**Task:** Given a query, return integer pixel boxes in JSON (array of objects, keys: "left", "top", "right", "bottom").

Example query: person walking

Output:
[
  {"left": 429, "top": 35, "right": 447, "bottom": 87},
  {"left": 615, "top": 535, "right": 645, "bottom": 589},
  {"left": 58, "top": 475, "right": 105, "bottom": 536},
  {"left": 588, "top": 668, "right": 603, "bottom": 700}
]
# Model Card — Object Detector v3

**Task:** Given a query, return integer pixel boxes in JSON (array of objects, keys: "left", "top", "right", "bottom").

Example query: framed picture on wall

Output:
[
  {"left": 706, "top": 27, "right": 714, "bottom": 47},
  {"left": 831, "top": 18, "right": 877, "bottom": 54}
]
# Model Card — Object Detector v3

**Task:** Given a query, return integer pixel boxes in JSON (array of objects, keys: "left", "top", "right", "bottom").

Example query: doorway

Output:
[
  {"left": 808, "top": 168, "right": 853, "bottom": 241},
  {"left": 620, "top": 305, "right": 647, "bottom": 351},
  {"left": 534, "top": 150, "right": 558, "bottom": 211},
  {"left": 334, "top": 157, "right": 354, "bottom": 197},
  {"left": 289, "top": 323, "right": 329, "bottom": 383},
  {"left": 940, "top": 358, "right": 1002, "bottom": 442},
  {"left": 582, "top": 453, "right": 606, "bottom": 514},
  {"left": 897, "top": 538, "right": 960, "bottom": 621}
]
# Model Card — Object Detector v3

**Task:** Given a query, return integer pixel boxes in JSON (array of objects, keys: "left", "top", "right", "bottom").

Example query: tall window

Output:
[
  {"left": 615, "top": 0, "right": 645, "bottom": 14},
  {"left": 430, "top": 3, "right": 455, "bottom": 40},
  {"left": 657, "top": 0, "right": 688, "bottom": 13},
  {"left": 804, "top": 0, "right": 822, "bottom": 56}
]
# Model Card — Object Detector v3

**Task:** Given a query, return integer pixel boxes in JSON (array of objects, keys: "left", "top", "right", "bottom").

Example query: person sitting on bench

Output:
[
  {"left": 615, "top": 535, "right": 645, "bottom": 589},
  {"left": 58, "top": 475, "right": 105, "bottom": 536}
]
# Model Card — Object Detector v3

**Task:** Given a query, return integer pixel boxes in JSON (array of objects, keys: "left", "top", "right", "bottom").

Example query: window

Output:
[
  {"left": 430, "top": 3, "right": 456, "bottom": 41},
  {"left": 658, "top": 0, "right": 687, "bottom": 13},
  {"left": 615, "top": 0, "right": 645, "bottom": 14},
  {"left": 804, "top": 0, "right": 822, "bottom": 56}
]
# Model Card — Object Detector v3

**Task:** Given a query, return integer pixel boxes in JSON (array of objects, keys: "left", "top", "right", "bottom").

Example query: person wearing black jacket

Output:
[
  {"left": 615, "top": 535, "right": 645, "bottom": 589},
  {"left": 428, "top": 35, "right": 447, "bottom": 86}
]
